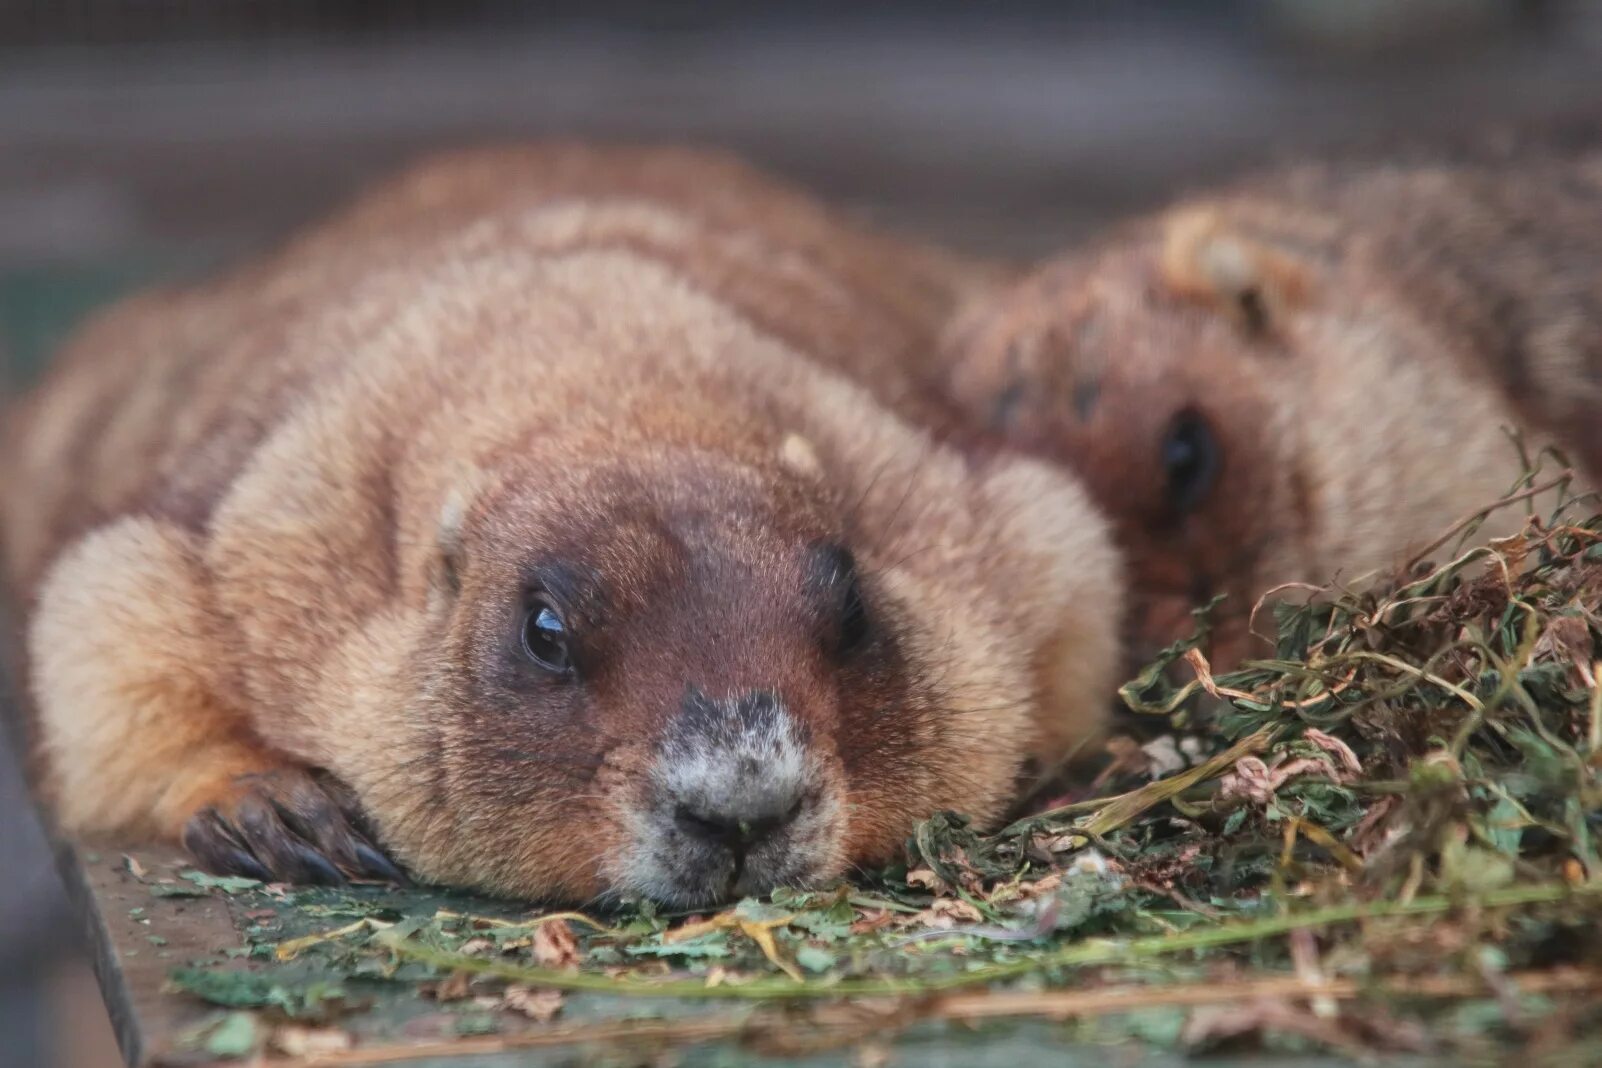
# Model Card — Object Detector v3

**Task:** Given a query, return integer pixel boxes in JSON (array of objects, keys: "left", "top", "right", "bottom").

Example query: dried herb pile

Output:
[{"left": 156, "top": 466, "right": 1602, "bottom": 1064}]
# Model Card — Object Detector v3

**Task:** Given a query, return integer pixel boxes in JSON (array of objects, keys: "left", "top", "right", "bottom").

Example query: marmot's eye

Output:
[
  {"left": 839, "top": 569, "right": 871, "bottom": 655},
  {"left": 811, "top": 542, "right": 872, "bottom": 656},
  {"left": 521, "top": 597, "right": 573, "bottom": 674},
  {"left": 1160, "top": 408, "right": 1220, "bottom": 516}
]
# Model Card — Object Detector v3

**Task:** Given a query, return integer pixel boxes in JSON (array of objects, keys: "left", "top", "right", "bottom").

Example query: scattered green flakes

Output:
[
  {"left": 295, "top": 898, "right": 405, "bottom": 921},
  {"left": 623, "top": 934, "right": 731, "bottom": 960},
  {"left": 181, "top": 870, "right": 263, "bottom": 893},
  {"left": 731, "top": 897, "right": 791, "bottom": 924},
  {"left": 789, "top": 899, "right": 856, "bottom": 940},
  {"left": 1440, "top": 839, "right": 1517, "bottom": 893},
  {"left": 793, "top": 944, "right": 838, "bottom": 974},
  {"left": 150, "top": 883, "right": 207, "bottom": 899},
  {"left": 453, "top": 1013, "right": 500, "bottom": 1036},
  {"left": 1445, "top": 997, "right": 1519, "bottom": 1038},
  {"left": 148, "top": 935, "right": 168, "bottom": 947},
  {"left": 846, "top": 892, "right": 922, "bottom": 915},
  {"left": 1050, "top": 868, "right": 1137, "bottom": 935},
  {"left": 203, "top": 1012, "right": 260, "bottom": 1058},
  {"left": 167, "top": 967, "right": 348, "bottom": 1020},
  {"left": 1097, "top": 1007, "right": 1188, "bottom": 1048},
  {"left": 612, "top": 916, "right": 661, "bottom": 939},
  {"left": 378, "top": 915, "right": 431, "bottom": 944},
  {"left": 767, "top": 887, "right": 819, "bottom": 909},
  {"left": 128, "top": 907, "right": 145, "bottom": 918},
  {"left": 789, "top": 916, "right": 852, "bottom": 941}
]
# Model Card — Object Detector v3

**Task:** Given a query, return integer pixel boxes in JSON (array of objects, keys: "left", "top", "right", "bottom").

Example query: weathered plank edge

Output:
[{"left": 52, "top": 839, "right": 146, "bottom": 1067}]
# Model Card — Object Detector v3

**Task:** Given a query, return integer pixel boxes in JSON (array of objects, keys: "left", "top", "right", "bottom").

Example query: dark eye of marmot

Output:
[
  {"left": 840, "top": 566, "right": 871, "bottom": 655},
  {"left": 1161, "top": 408, "right": 1220, "bottom": 516},
  {"left": 813, "top": 543, "right": 872, "bottom": 656},
  {"left": 520, "top": 595, "right": 573, "bottom": 674}
]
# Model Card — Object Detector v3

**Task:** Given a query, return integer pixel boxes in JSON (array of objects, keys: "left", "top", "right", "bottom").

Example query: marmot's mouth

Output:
[
  {"left": 617, "top": 796, "right": 846, "bottom": 907},
  {"left": 612, "top": 688, "right": 846, "bottom": 906}
]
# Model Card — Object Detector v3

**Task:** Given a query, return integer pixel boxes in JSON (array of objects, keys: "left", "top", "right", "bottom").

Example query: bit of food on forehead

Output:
[
  {"left": 944, "top": 141, "right": 1602, "bottom": 671},
  {"left": 0, "top": 144, "right": 1123, "bottom": 907}
]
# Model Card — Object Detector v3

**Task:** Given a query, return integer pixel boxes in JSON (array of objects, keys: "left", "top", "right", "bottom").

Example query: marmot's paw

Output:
[{"left": 181, "top": 768, "right": 407, "bottom": 886}]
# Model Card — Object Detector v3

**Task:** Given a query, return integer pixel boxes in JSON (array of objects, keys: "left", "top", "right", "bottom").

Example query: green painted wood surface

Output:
[{"left": 63, "top": 845, "right": 1379, "bottom": 1067}]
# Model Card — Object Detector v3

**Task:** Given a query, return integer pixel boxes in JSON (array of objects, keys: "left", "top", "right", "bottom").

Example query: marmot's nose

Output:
[
  {"left": 658, "top": 688, "right": 813, "bottom": 856},
  {"left": 672, "top": 795, "right": 804, "bottom": 857}
]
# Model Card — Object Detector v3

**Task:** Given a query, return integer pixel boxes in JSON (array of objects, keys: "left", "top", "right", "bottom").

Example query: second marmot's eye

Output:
[
  {"left": 1160, "top": 409, "right": 1220, "bottom": 516},
  {"left": 521, "top": 597, "right": 573, "bottom": 674},
  {"left": 839, "top": 570, "right": 871, "bottom": 655}
]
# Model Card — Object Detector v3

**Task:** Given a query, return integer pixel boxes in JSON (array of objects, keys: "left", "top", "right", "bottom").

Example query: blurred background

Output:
[{"left": 2, "top": 1, "right": 1602, "bottom": 1064}]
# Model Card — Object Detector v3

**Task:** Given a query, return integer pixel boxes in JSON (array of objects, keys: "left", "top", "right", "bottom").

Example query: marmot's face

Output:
[
  {"left": 393, "top": 448, "right": 962, "bottom": 906},
  {"left": 947, "top": 246, "right": 1311, "bottom": 671}
]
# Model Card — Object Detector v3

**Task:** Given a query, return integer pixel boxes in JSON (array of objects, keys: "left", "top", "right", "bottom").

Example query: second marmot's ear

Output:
[{"left": 1159, "top": 206, "right": 1318, "bottom": 335}]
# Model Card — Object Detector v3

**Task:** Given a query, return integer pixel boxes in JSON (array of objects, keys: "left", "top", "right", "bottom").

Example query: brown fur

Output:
[
  {"left": 944, "top": 144, "right": 1602, "bottom": 669},
  {"left": 0, "top": 144, "right": 1121, "bottom": 904}
]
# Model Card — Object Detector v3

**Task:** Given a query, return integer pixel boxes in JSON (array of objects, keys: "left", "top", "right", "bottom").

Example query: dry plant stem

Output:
[
  {"left": 1589, "top": 669, "right": 1602, "bottom": 757},
  {"left": 349, "top": 880, "right": 1602, "bottom": 1001},
  {"left": 432, "top": 908, "right": 617, "bottom": 933},
  {"left": 1402, "top": 471, "right": 1573, "bottom": 574},
  {"left": 927, "top": 966, "right": 1602, "bottom": 1021},
  {"left": 1341, "top": 651, "right": 1487, "bottom": 713},
  {"left": 1182, "top": 647, "right": 1257, "bottom": 702},
  {"left": 1247, "top": 581, "right": 1338, "bottom": 649},
  {"left": 255, "top": 968, "right": 1602, "bottom": 1067},
  {"left": 1004, "top": 727, "right": 1274, "bottom": 835},
  {"left": 1077, "top": 727, "right": 1274, "bottom": 838}
]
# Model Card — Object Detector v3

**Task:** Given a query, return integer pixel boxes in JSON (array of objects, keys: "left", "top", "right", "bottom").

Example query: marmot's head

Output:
[
  {"left": 421, "top": 443, "right": 897, "bottom": 905},
  {"left": 944, "top": 201, "right": 1549, "bottom": 672},
  {"left": 342, "top": 253, "right": 1123, "bottom": 906},
  {"left": 378, "top": 433, "right": 1117, "bottom": 906}
]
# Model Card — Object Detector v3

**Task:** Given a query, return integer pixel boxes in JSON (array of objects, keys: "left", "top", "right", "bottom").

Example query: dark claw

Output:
[
  {"left": 228, "top": 851, "right": 276, "bottom": 884},
  {"left": 353, "top": 842, "right": 409, "bottom": 886},
  {"left": 182, "top": 810, "right": 275, "bottom": 882},
  {"left": 285, "top": 840, "right": 346, "bottom": 886},
  {"left": 265, "top": 777, "right": 406, "bottom": 886},
  {"left": 240, "top": 804, "right": 345, "bottom": 885},
  {"left": 179, "top": 768, "right": 406, "bottom": 888}
]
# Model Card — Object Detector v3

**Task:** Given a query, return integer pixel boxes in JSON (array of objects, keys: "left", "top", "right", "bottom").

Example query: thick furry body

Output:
[
  {"left": 946, "top": 144, "right": 1602, "bottom": 667},
  {"left": 0, "top": 145, "right": 1120, "bottom": 904}
]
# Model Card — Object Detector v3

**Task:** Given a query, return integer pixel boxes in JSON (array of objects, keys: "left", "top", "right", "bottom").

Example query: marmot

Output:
[
  {"left": 944, "top": 143, "right": 1602, "bottom": 669},
  {"left": 0, "top": 145, "right": 1122, "bottom": 905}
]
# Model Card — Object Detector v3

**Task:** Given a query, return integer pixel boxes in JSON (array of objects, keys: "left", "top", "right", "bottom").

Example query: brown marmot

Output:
[
  {"left": 0, "top": 145, "right": 1122, "bottom": 905},
  {"left": 943, "top": 142, "right": 1602, "bottom": 670}
]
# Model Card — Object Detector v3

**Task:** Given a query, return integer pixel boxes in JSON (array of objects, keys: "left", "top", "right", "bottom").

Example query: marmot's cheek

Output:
[{"left": 609, "top": 689, "right": 846, "bottom": 907}]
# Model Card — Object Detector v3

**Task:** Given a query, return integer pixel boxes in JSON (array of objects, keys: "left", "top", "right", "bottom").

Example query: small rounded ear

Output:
[
  {"left": 778, "top": 432, "right": 824, "bottom": 481},
  {"left": 1160, "top": 206, "right": 1318, "bottom": 335},
  {"left": 434, "top": 495, "right": 467, "bottom": 598},
  {"left": 432, "top": 470, "right": 491, "bottom": 598}
]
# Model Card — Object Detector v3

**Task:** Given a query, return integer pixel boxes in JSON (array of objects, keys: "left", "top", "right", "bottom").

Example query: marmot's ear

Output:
[
  {"left": 778, "top": 432, "right": 824, "bottom": 481},
  {"left": 1159, "top": 206, "right": 1318, "bottom": 335},
  {"left": 433, "top": 467, "right": 494, "bottom": 598}
]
